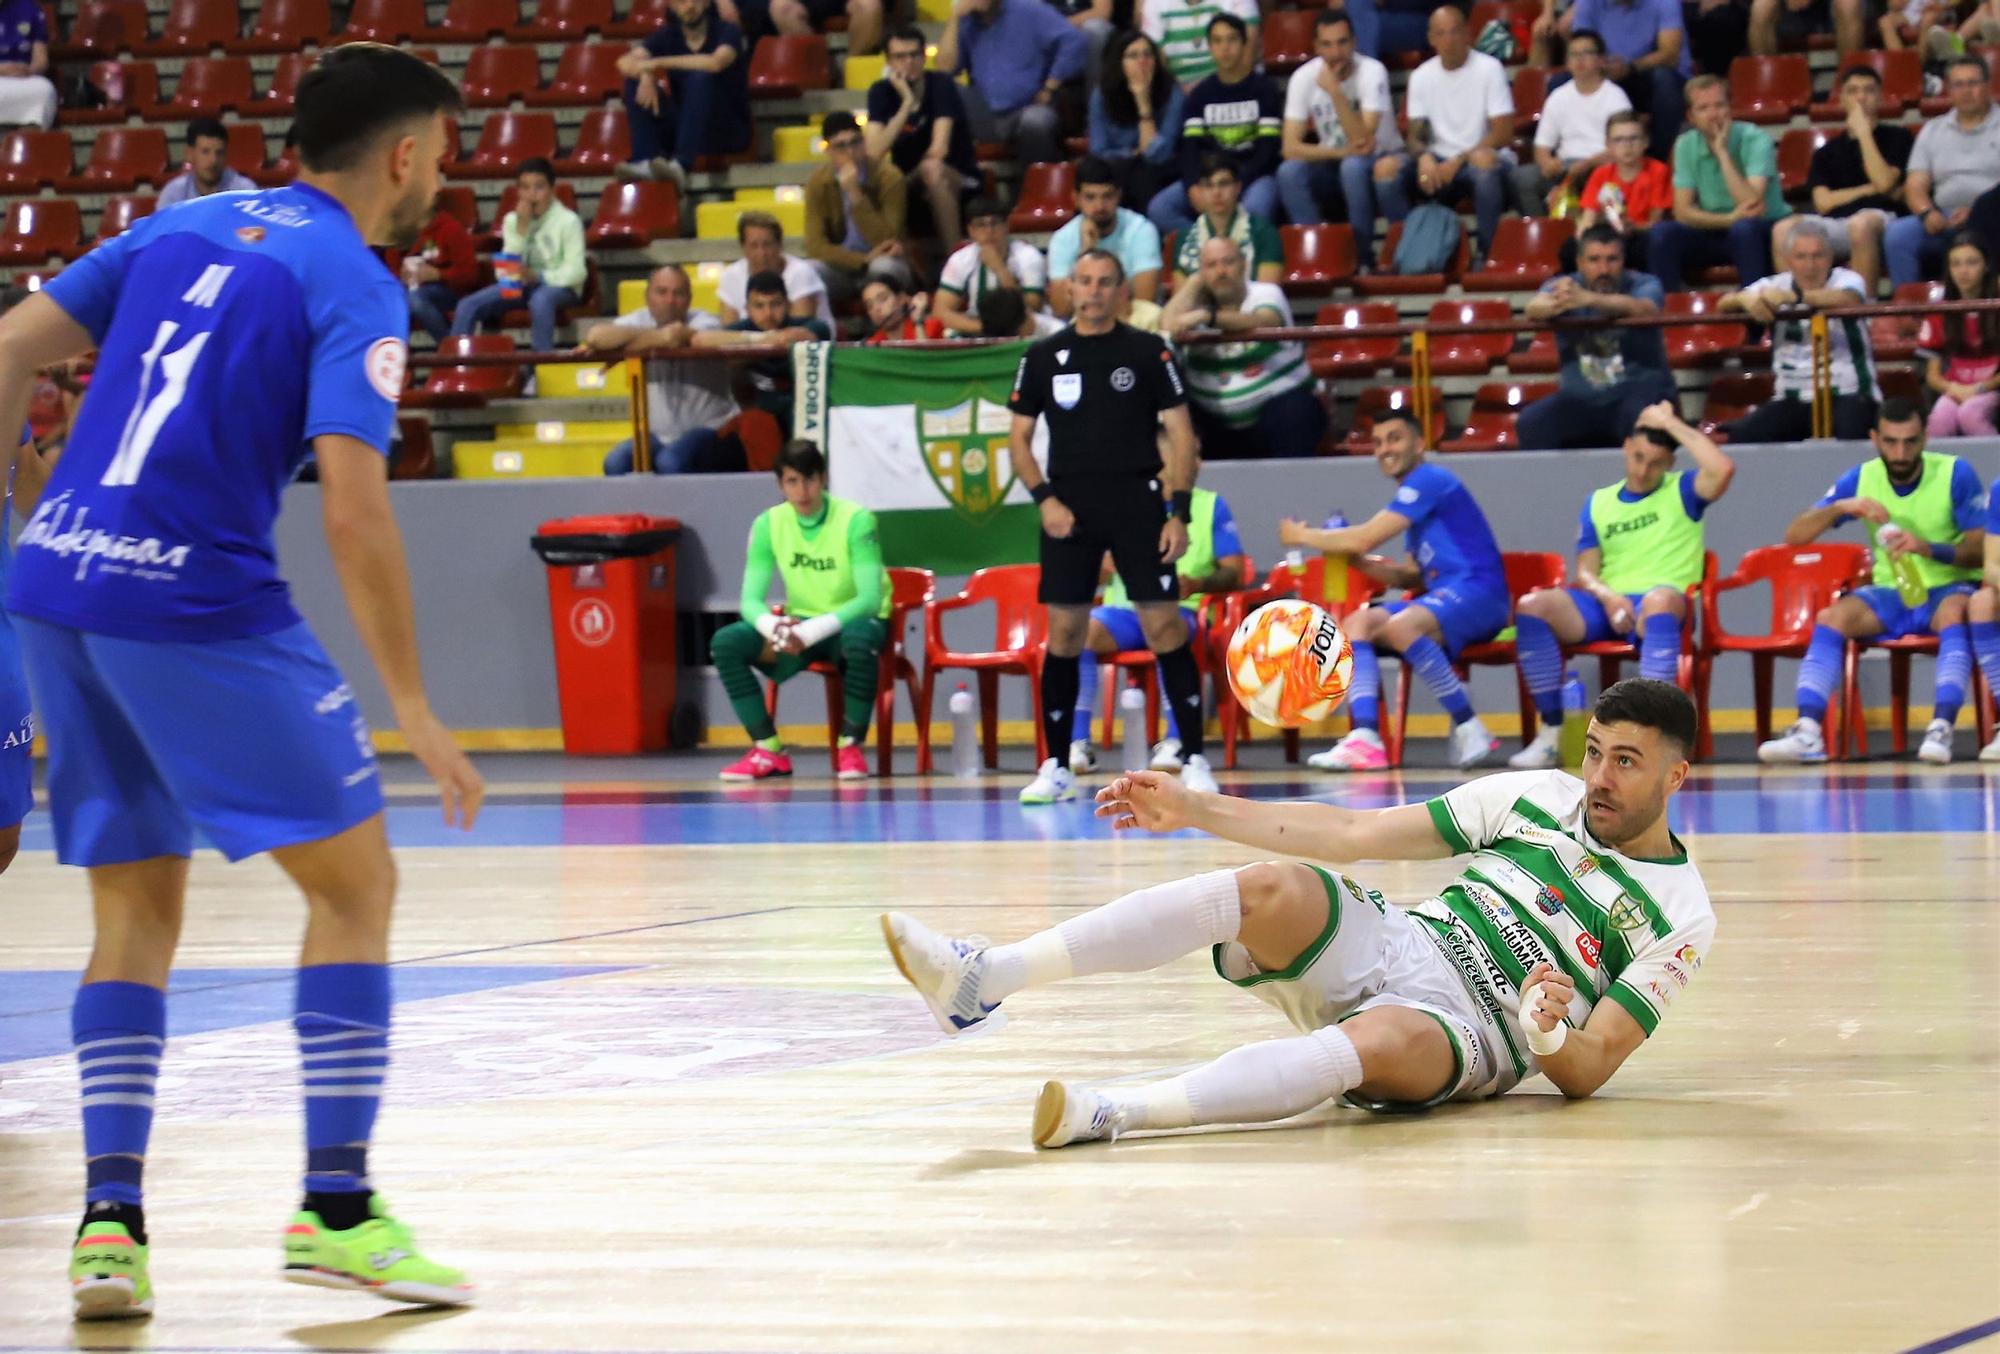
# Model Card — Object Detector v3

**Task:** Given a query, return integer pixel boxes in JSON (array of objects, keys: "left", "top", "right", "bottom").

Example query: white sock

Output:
[
  {"left": 978, "top": 869, "right": 1242, "bottom": 1006},
  {"left": 1115, "top": 1026, "right": 1365, "bottom": 1132}
]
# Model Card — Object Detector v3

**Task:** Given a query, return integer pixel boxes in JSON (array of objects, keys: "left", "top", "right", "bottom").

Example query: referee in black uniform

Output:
[{"left": 1007, "top": 248, "right": 1204, "bottom": 802}]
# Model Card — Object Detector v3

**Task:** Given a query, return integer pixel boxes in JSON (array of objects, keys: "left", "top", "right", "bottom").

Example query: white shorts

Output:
[{"left": 1210, "top": 866, "right": 1520, "bottom": 1111}]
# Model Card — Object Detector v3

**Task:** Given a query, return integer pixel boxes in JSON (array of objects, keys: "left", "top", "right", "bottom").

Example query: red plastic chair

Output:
[
  {"left": 1698, "top": 542, "right": 1867, "bottom": 751},
  {"left": 1279, "top": 223, "right": 1358, "bottom": 295},
  {"left": 461, "top": 45, "right": 543, "bottom": 108},
  {"left": 342, "top": 0, "right": 428, "bottom": 41},
  {"left": 1261, "top": 8, "right": 1315, "bottom": 75},
  {"left": 66, "top": 59, "right": 159, "bottom": 126},
  {"left": 916, "top": 564, "right": 1049, "bottom": 773},
  {"left": 1808, "top": 49, "right": 1918, "bottom": 120},
  {"left": 1397, "top": 299, "right": 1512, "bottom": 376},
  {"left": 0, "top": 131, "right": 71, "bottom": 192},
  {"left": 748, "top": 34, "right": 832, "bottom": 99},
  {"left": 432, "top": 0, "right": 518, "bottom": 39},
  {"left": 229, "top": 0, "right": 331, "bottom": 52},
  {"left": 528, "top": 43, "right": 628, "bottom": 106},
  {"left": 1842, "top": 632, "right": 1938, "bottom": 760},
  {"left": 511, "top": 0, "right": 613, "bottom": 39},
  {"left": 1355, "top": 222, "right": 1470, "bottom": 296},
  {"left": 0, "top": 199, "right": 82, "bottom": 263},
  {"left": 1007, "top": 161, "right": 1076, "bottom": 232},
  {"left": 1462, "top": 217, "right": 1572, "bottom": 291},
  {"left": 1570, "top": 551, "right": 1718, "bottom": 754},
  {"left": 767, "top": 567, "right": 934, "bottom": 776},
  {"left": 59, "top": 0, "right": 150, "bottom": 58},
  {"left": 445, "top": 111, "right": 559, "bottom": 178},
  {"left": 244, "top": 51, "right": 312, "bottom": 116},
  {"left": 1728, "top": 54, "right": 1811, "bottom": 124},
  {"left": 1872, "top": 281, "right": 1943, "bottom": 364},
  {"left": 153, "top": 55, "right": 254, "bottom": 117},
  {"left": 1662, "top": 291, "right": 1748, "bottom": 369},
  {"left": 477, "top": 181, "right": 579, "bottom": 249},
  {"left": 1345, "top": 385, "right": 1444, "bottom": 453},
  {"left": 402, "top": 334, "right": 523, "bottom": 408},
  {"left": 1438, "top": 380, "right": 1554, "bottom": 451},
  {"left": 609, "top": 0, "right": 672, "bottom": 36},
  {"left": 225, "top": 121, "right": 268, "bottom": 179},
  {"left": 391, "top": 417, "right": 436, "bottom": 480},
  {"left": 435, "top": 184, "right": 479, "bottom": 232},
  {"left": 1700, "top": 372, "right": 1774, "bottom": 437},
  {"left": 142, "top": 0, "right": 236, "bottom": 54},
  {"left": 587, "top": 180, "right": 681, "bottom": 247},
  {"left": 1307, "top": 300, "right": 1398, "bottom": 378},
  {"left": 1776, "top": 126, "right": 1828, "bottom": 199},
  {"left": 1511, "top": 66, "right": 1551, "bottom": 133},
  {"left": 60, "top": 125, "right": 168, "bottom": 192},
  {"left": 554, "top": 106, "right": 630, "bottom": 173},
  {"left": 1512, "top": 327, "right": 1559, "bottom": 373},
  {"left": 94, "top": 192, "right": 156, "bottom": 241}
]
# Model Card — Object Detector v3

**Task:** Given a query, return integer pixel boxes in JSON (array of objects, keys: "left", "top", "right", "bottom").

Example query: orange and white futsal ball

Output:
[{"left": 1224, "top": 599, "right": 1355, "bottom": 727}]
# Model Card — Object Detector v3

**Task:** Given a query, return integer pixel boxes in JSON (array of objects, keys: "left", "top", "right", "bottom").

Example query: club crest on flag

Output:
[{"left": 917, "top": 396, "right": 1016, "bottom": 525}]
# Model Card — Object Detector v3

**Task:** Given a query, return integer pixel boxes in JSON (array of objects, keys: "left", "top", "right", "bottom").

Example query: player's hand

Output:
[
  {"left": 1634, "top": 399, "right": 1678, "bottom": 432},
  {"left": 1877, "top": 525, "right": 1923, "bottom": 559},
  {"left": 1278, "top": 516, "right": 1313, "bottom": 547},
  {"left": 1159, "top": 515, "right": 1188, "bottom": 565},
  {"left": 773, "top": 619, "right": 806, "bottom": 654},
  {"left": 1039, "top": 496, "right": 1075, "bottom": 538},
  {"left": 398, "top": 704, "right": 485, "bottom": 830},
  {"left": 1603, "top": 594, "right": 1635, "bottom": 634},
  {"left": 1520, "top": 962, "right": 1574, "bottom": 1032},
  {"left": 1843, "top": 496, "right": 1892, "bottom": 525},
  {"left": 1094, "top": 769, "right": 1194, "bottom": 832}
]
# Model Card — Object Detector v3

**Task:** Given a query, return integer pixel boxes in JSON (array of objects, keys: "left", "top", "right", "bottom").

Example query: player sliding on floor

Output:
[{"left": 882, "top": 678, "right": 1714, "bottom": 1146}]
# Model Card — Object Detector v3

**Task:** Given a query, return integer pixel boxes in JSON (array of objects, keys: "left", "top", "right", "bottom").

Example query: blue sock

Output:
[
  {"left": 73, "top": 981, "right": 167, "bottom": 1209},
  {"left": 1934, "top": 623, "right": 1971, "bottom": 725},
  {"left": 1515, "top": 614, "right": 1565, "bottom": 726},
  {"left": 1348, "top": 642, "right": 1381, "bottom": 731},
  {"left": 296, "top": 964, "right": 390, "bottom": 1199},
  {"left": 1404, "top": 635, "right": 1474, "bottom": 725},
  {"left": 1072, "top": 649, "right": 1098, "bottom": 743},
  {"left": 1639, "top": 613, "right": 1683, "bottom": 684},
  {"left": 1973, "top": 620, "right": 2000, "bottom": 702},
  {"left": 1796, "top": 624, "right": 1845, "bottom": 724}
]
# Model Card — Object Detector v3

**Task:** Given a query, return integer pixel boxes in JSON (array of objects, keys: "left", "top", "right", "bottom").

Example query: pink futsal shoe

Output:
[
  {"left": 834, "top": 743, "right": 869, "bottom": 780},
  {"left": 719, "top": 747, "right": 793, "bottom": 781}
]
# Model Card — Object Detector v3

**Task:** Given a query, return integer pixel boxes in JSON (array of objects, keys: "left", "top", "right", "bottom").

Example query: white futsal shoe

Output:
[
  {"left": 1067, "top": 739, "right": 1098, "bottom": 775},
  {"left": 1019, "top": 758, "right": 1078, "bottom": 805},
  {"left": 1507, "top": 726, "right": 1562, "bottom": 770},
  {"left": 1032, "top": 1080, "right": 1128, "bottom": 1149},
  {"left": 1757, "top": 718, "right": 1828, "bottom": 764},
  {"left": 1449, "top": 716, "right": 1504, "bottom": 770},
  {"left": 1148, "top": 737, "right": 1184, "bottom": 770},
  {"left": 1981, "top": 727, "right": 2000, "bottom": 762},
  {"left": 1179, "top": 753, "right": 1218, "bottom": 795},
  {"left": 879, "top": 911, "right": 999, "bottom": 1036},
  {"left": 1917, "top": 718, "right": 1954, "bottom": 765}
]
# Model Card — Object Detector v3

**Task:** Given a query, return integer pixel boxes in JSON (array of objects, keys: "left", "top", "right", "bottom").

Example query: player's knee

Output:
[
  {"left": 1638, "top": 587, "right": 1684, "bottom": 618},
  {"left": 1233, "top": 861, "right": 1327, "bottom": 963},
  {"left": 1972, "top": 587, "right": 1998, "bottom": 623},
  {"left": 1139, "top": 611, "right": 1187, "bottom": 651},
  {"left": 1817, "top": 602, "right": 1853, "bottom": 631},
  {"left": 711, "top": 621, "right": 762, "bottom": 667}
]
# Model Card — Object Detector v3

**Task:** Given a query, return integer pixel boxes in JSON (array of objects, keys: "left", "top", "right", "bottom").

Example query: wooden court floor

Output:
[{"left": 1, "top": 775, "right": 1997, "bottom": 1353}]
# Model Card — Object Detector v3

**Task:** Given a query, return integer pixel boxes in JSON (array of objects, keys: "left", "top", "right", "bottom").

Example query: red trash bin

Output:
[{"left": 531, "top": 514, "right": 681, "bottom": 755}]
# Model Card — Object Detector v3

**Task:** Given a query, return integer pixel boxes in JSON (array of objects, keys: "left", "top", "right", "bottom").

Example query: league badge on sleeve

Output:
[{"left": 1052, "top": 373, "right": 1082, "bottom": 410}]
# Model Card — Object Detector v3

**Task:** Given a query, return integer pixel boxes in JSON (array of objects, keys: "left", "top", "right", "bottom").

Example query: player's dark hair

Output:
[
  {"left": 1197, "top": 150, "right": 1240, "bottom": 183},
  {"left": 187, "top": 116, "right": 228, "bottom": 147},
  {"left": 1579, "top": 222, "right": 1625, "bottom": 253},
  {"left": 976, "top": 285, "right": 1027, "bottom": 336},
  {"left": 517, "top": 156, "right": 556, "bottom": 185},
  {"left": 885, "top": 24, "right": 926, "bottom": 51},
  {"left": 1877, "top": 395, "right": 1924, "bottom": 429},
  {"left": 1099, "top": 31, "right": 1173, "bottom": 128},
  {"left": 1593, "top": 678, "right": 1697, "bottom": 756},
  {"left": 1075, "top": 155, "right": 1118, "bottom": 191},
  {"left": 1074, "top": 247, "right": 1126, "bottom": 285},
  {"left": 965, "top": 195, "right": 1006, "bottom": 226},
  {"left": 1945, "top": 52, "right": 1989, "bottom": 84},
  {"left": 293, "top": 43, "right": 462, "bottom": 174},
  {"left": 1840, "top": 63, "right": 1882, "bottom": 87},
  {"left": 1206, "top": 12, "right": 1247, "bottom": 41},
  {"left": 1314, "top": 8, "right": 1352, "bottom": 35},
  {"left": 737, "top": 209, "right": 783, "bottom": 244},
  {"left": 775, "top": 439, "right": 826, "bottom": 479},
  {"left": 1566, "top": 27, "right": 1603, "bottom": 53},
  {"left": 745, "top": 268, "right": 789, "bottom": 300},
  {"left": 865, "top": 270, "right": 911, "bottom": 298},
  {"left": 821, "top": 110, "right": 861, "bottom": 141},
  {"left": 1635, "top": 424, "right": 1677, "bottom": 450},
  {"left": 1374, "top": 410, "right": 1423, "bottom": 438}
]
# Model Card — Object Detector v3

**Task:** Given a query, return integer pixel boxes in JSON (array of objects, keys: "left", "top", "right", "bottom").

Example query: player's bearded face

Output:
[
  {"left": 386, "top": 118, "right": 448, "bottom": 251},
  {"left": 1581, "top": 723, "right": 1679, "bottom": 846}
]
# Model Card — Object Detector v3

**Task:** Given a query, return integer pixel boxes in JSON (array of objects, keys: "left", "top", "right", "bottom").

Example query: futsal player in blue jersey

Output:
[
  {"left": 1278, "top": 411, "right": 1510, "bottom": 771},
  {"left": 0, "top": 420, "right": 50, "bottom": 874},
  {"left": 0, "top": 45, "right": 481, "bottom": 1319},
  {"left": 1967, "top": 482, "right": 2000, "bottom": 762}
]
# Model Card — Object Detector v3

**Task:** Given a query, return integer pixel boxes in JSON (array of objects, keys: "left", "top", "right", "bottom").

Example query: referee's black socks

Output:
[
  {"left": 1042, "top": 654, "right": 1081, "bottom": 761},
  {"left": 1156, "top": 642, "right": 1205, "bottom": 758}
]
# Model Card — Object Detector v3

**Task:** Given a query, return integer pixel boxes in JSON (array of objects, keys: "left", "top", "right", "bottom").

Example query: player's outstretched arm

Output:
[
  {"left": 316, "top": 434, "right": 484, "bottom": 830},
  {"left": 1518, "top": 961, "right": 1647, "bottom": 1098},
  {"left": 0, "top": 292, "right": 91, "bottom": 495},
  {"left": 1094, "top": 770, "right": 1455, "bottom": 863}
]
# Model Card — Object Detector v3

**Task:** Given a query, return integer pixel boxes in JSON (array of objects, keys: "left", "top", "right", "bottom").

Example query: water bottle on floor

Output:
[
  {"left": 1120, "top": 685, "right": 1149, "bottom": 771},
  {"left": 948, "top": 685, "right": 979, "bottom": 779},
  {"left": 1559, "top": 668, "right": 1589, "bottom": 768}
]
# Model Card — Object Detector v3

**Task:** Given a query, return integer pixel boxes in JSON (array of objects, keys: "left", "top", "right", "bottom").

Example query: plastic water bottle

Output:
[
  {"left": 948, "top": 685, "right": 979, "bottom": 779},
  {"left": 1559, "top": 668, "right": 1589, "bottom": 768},
  {"left": 1322, "top": 510, "right": 1349, "bottom": 603},
  {"left": 1876, "top": 525, "right": 1929, "bottom": 607},
  {"left": 1119, "top": 685, "right": 1149, "bottom": 771}
]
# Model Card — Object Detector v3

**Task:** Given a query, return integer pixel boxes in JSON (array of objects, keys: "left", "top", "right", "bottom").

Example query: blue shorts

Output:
[
  {"left": 1851, "top": 582, "right": 1977, "bottom": 640},
  {"left": 16, "top": 619, "right": 384, "bottom": 866},
  {"left": 1089, "top": 604, "right": 1200, "bottom": 651},
  {"left": 0, "top": 617, "right": 33, "bottom": 830},
  {"left": 1374, "top": 582, "right": 1510, "bottom": 659},
  {"left": 1568, "top": 588, "right": 1650, "bottom": 645}
]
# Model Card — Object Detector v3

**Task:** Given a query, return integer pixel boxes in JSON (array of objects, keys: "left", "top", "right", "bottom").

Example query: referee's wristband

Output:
[
  {"left": 1029, "top": 482, "right": 1054, "bottom": 506},
  {"left": 1168, "top": 491, "right": 1193, "bottom": 522}
]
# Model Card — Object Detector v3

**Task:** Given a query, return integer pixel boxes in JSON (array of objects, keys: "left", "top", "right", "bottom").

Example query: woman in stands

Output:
[
  {"left": 1088, "top": 31, "right": 1184, "bottom": 217},
  {"left": 1921, "top": 234, "right": 2000, "bottom": 438}
]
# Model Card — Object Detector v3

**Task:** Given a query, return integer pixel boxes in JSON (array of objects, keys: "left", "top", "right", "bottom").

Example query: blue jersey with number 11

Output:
[{"left": 5, "top": 183, "right": 407, "bottom": 642}]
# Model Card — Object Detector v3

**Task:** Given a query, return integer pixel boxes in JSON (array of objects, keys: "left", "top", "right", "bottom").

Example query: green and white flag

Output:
[{"left": 793, "top": 341, "right": 1048, "bottom": 574}]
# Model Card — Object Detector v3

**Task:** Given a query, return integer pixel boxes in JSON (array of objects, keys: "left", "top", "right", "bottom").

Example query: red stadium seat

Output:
[
  {"left": 461, "top": 45, "right": 542, "bottom": 108},
  {"left": 609, "top": 0, "right": 672, "bottom": 36},
  {"left": 0, "top": 131, "right": 72, "bottom": 191},
  {"left": 476, "top": 180, "right": 580, "bottom": 249},
  {"left": 1396, "top": 299, "right": 1513, "bottom": 376},
  {"left": 1437, "top": 380, "right": 1555, "bottom": 451},
  {"left": 1511, "top": 66, "right": 1551, "bottom": 134},
  {"left": 1808, "top": 49, "right": 1918, "bottom": 120},
  {"left": 245, "top": 51, "right": 312, "bottom": 116},
  {"left": 1698, "top": 543, "right": 1868, "bottom": 749},
  {"left": 342, "top": 0, "right": 427, "bottom": 42},
  {"left": 771, "top": 566, "right": 933, "bottom": 777},
  {"left": 1840, "top": 626, "right": 1944, "bottom": 758},
  {"left": 511, "top": 0, "right": 613, "bottom": 39},
  {"left": 94, "top": 192, "right": 156, "bottom": 241},
  {"left": 1279, "top": 223, "right": 1358, "bottom": 294},
  {"left": 553, "top": 106, "right": 630, "bottom": 173},
  {"left": 527, "top": 43, "right": 627, "bottom": 106},
  {"left": 1511, "top": 326, "right": 1558, "bottom": 373},
  {"left": 229, "top": 0, "right": 332, "bottom": 52},
  {"left": 1877, "top": 363, "right": 1922, "bottom": 403},
  {"left": 445, "top": 112, "right": 558, "bottom": 178},
  {"left": 431, "top": 0, "right": 519, "bottom": 40},
  {"left": 1307, "top": 301, "right": 1399, "bottom": 377},
  {"left": 1776, "top": 126, "right": 1828, "bottom": 200},
  {"left": 748, "top": 35, "right": 831, "bottom": 99},
  {"left": 1661, "top": 290, "right": 1748, "bottom": 368},
  {"left": 587, "top": 181, "right": 681, "bottom": 247},
  {"left": 1699, "top": 371, "right": 1774, "bottom": 435},
  {"left": 62, "top": 60, "right": 155, "bottom": 123},
  {"left": 403, "top": 334, "right": 523, "bottom": 407},
  {"left": 56, "top": 0, "right": 150, "bottom": 59},
  {"left": 1872, "top": 280, "right": 1943, "bottom": 363},
  {"left": 1006, "top": 161, "right": 1075, "bottom": 232},
  {"left": 153, "top": 55, "right": 255, "bottom": 117},
  {"left": 391, "top": 417, "right": 436, "bottom": 480},
  {"left": 142, "top": 0, "right": 236, "bottom": 54},
  {"left": 226, "top": 121, "right": 268, "bottom": 176},
  {"left": 1344, "top": 386, "right": 1444, "bottom": 453},
  {"left": 1728, "top": 55, "right": 1810, "bottom": 124},
  {"left": 1261, "top": 9, "right": 1315, "bottom": 76},
  {"left": 435, "top": 184, "right": 479, "bottom": 233},
  {"left": 1354, "top": 222, "right": 1469, "bottom": 295},
  {"left": 1463, "top": 217, "right": 1571, "bottom": 291},
  {"left": 915, "top": 565, "right": 1050, "bottom": 773},
  {"left": 60, "top": 125, "right": 168, "bottom": 192},
  {"left": 0, "top": 199, "right": 82, "bottom": 263}
]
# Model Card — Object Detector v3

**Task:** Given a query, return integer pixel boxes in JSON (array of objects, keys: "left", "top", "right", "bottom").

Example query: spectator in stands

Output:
[
  {"left": 1771, "top": 66, "right": 1908, "bottom": 296},
  {"left": 1276, "top": 10, "right": 1405, "bottom": 243},
  {"left": 1718, "top": 217, "right": 1879, "bottom": 439},
  {"left": 938, "top": 0, "right": 1088, "bottom": 168},
  {"left": 1379, "top": 6, "right": 1516, "bottom": 262},
  {"left": 692, "top": 269, "right": 833, "bottom": 436},
  {"left": 616, "top": 0, "right": 751, "bottom": 192},
  {"left": 862, "top": 273, "right": 945, "bottom": 342},
  {"left": 1887, "top": 55, "right": 2000, "bottom": 287},
  {"left": 158, "top": 118, "right": 255, "bottom": 208},
  {"left": 1748, "top": 0, "right": 1865, "bottom": 56},
  {"left": 394, "top": 196, "right": 480, "bottom": 344},
  {"left": 976, "top": 285, "right": 1044, "bottom": 336},
  {"left": 1089, "top": 30, "right": 1185, "bottom": 212},
  {"left": 1575, "top": 110, "right": 1671, "bottom": 272},
  {"left": 583, "top": 264, "right": 736, "bottom": 475},
  {"left": 1513, "top": 30, "right": 1630, "bottom": 216},
  {"left": 1169, "top": 155, "right": 1283, "bottom": 284},
  {"left": 1921, "top": 234, "right": 2000, "bottom": 437},
  {"left": 1046, "top": 156, "right": 1164, "bottom": 317},
  {"left": 718, "top": 209, "right": 833, "bottom": 326},
  {"left": 803, "top": 110, "right": 913, "bottom": 310},
  {"left": 1161, "top": 236, "right": 1326, "bottom": 458},
  {"left": 1646, "top": 74, "right": 1787, "bottom": 293},
  {"left": 866, "top": 25, "right": 980, "bottom": 246},
  {"left": 1047, "top": 0, "right": 1117, "bottom": 88},
  {"left": 934, "top": 197, "right": 1048, "bottom": 335},
  {"left": 1150, "top": 15, "right": 1283, "bottom": 234},
  {"left": 1567, "top": 0, "right": 1688, "bottom": 164},
  {"left": 1682, "top": 0, "right": 1751, "bottom": 84},
  {"left": 0, "top": 0, "right": 54, "bottom": 130},
  {"left": 740, "top": 0, "right": 883, "bottom": 57},
  {"left": 1141, "top": 0, "right": 1260, "bottom": 88},
  {"left": 451, "top": 157, "right": 587, "bottom": 358},
  {"left": 1519, "top": 223, "right": 1677, "bottom": 449}
]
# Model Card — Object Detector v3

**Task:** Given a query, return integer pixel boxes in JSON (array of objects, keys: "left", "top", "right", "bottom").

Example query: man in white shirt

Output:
[
  {"left": 1276, "top": 9, "right": 1406, "bottom": 246},
  {"left": 1513, "top": 28, "right": 1630, "bottom": 216},
  {"left": 156, "top": 118, "right": 258, "bottom": 208},
  {"left": 1717, "top": 218, "right": 1881, "bottom": 441},
  {"left": 1377, "top": 6, "right": 1515, "bottom": 259},
  {"left": 716, "top": 209, "right": 834, "bottom": 327},
  {"left": 580, "top": 264, "right": 736, "bottom": 475},
  {"left": 1160, "top": 235, "right": 1323, "bottom": 458},
  {"left": 934, "top": 196, "right": 1049, "bottom": 334}
]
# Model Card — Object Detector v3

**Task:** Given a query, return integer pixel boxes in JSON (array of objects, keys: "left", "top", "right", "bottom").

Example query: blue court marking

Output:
[{"left": 1900, "top": 1316, "right": 2000, "bottom": 1354}]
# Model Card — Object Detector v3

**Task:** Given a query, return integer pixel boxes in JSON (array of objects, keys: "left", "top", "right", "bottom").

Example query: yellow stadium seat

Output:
[
  {"left": 733, "top": 186, "right": 778, "bottom": 204},
  {"left": 772, "top": 124, "right": 824, "bottom": 162},
  {"left": 452, "top": 440, "right": 623, "bottom": 479},
  {"left": 913, "top": 0, "right": 952, "bottom": 22},
  {"left": 532, "top": 362, "right": 633, "bottom": 399},
  {"left": 617, "top": 263, "right": 723, "bottom": 316},
  {"left": 843, "top": 53, "right": 884, "bottom": 90},
  {"left": 617, "top": 277, "right": 646, "bottom": 314},
  {"left": 494, "top": 419, "right": 633, "bottom": 441},
  {"left": 696, "top": 197, "right": 804, "bottom": 240}
]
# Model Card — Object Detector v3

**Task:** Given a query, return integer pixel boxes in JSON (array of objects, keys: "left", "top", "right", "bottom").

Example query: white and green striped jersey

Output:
[
  {"left": 1416, "top": 770, "right": 1716, "bottom": 1082},
  {"left": 1180, "top": 280, "right": 1311, "bottom": 428},
  {"left": 1142, "top": 0, "right": 1260, "bottom": 88}
]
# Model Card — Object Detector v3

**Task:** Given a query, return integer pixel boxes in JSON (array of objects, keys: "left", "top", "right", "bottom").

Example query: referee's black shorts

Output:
[{"left": 1039, "top": 475, "right": 1177, "bottom": 607}]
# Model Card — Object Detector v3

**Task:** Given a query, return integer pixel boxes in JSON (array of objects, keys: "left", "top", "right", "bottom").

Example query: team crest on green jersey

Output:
[
  {"left": 1608, "top": 894, "right": 1648, "bottom": 933},
  {"left": 917, "top": 397, "right": 1015, "bottom": 525}
]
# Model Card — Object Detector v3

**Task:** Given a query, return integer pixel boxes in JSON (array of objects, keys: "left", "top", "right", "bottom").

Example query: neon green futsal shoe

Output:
[
  {"left": 70, "top": 1221, "right": 152, "bottom": 1320},
  {"left": 282, "top": 1196, "right": 475, "bottom": 1308}
]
